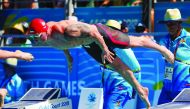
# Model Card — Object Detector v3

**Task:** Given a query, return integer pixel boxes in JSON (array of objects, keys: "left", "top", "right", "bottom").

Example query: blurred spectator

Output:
[
  {"left": 2, "top": 0, "right": 15, "bottom": 9},
  {"left": 78, "top": 0, "right": 97, "bottom": 7},
  {"left": 3, "top": 22, "right": 32, "bottom": 47},
  {"left": 100, "top": 0, "right": 111, "bottom": 6},
  {"left": 127, "top": 0, "right": 142, "bottom": 6},
  {"left": 123, "top": 0, "right": 142, "bottom": 6},
  {"left": 86, "top": 0, "right": 95, "bottom": 7},
  {"left": 100, "top": 0, "right": 142, "bottom": 6},
  {"left": 121, "top": 20, "right": 129, "bottom": 33},
  {"left": 54, "top": 0, "right": 64, "bottom": 8},
  {"left": 38, "top": 0, "right": 54, "bottom": 8},
  {"left": 100, "top": 0, "right": 143, "bottom": 6},
  {"left": 1, "top": 58, "right": 25, "bottom": 104},
  {"left": 151, "top": 6, "right": 154, "bottom": 32},
  {"left": 14, "top": 0, "right": 38, "bottom": 9},
  {"left": 155, "top": 0, "right": 181, "bottom": 2},
  {"left": 31, "top": 0, "right": 39, "bottom": 9},
  {"left": 135, "top": 22, "right": 148, "bottom": 33},
  {"left": 85, "top": 0, "right": 140, "bottom": 7}
]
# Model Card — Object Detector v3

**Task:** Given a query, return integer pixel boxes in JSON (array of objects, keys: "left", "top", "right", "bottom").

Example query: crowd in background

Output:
[
  {"left": 1, "top": 0, "right": 189, "bottom": 9},
  {"left": 1, "top": 0, "right": 189, "bottom": 33}
]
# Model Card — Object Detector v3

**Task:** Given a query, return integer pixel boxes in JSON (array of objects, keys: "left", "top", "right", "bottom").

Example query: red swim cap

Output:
[{"left": 29, "top": 18, "right": 48, "bottom": 34}]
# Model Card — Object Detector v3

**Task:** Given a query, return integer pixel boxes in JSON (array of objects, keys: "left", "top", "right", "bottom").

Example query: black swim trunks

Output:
[{"left": 83, "top": 23, "right": 130, "bottom": 64}]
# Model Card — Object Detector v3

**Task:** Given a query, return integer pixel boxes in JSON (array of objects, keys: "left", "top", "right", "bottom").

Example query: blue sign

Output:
[
  {"left": 0, "top": 7, "right": 142, "bottom": 32},
  {"left": 0, "top": 8, "right": 65, "bottom": 30},
  {"left": 75, "top": 6, "right": 142, "bottom": 32}
]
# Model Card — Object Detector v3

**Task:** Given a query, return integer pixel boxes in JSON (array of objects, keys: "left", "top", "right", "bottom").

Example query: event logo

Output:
[
  {"left": 85, "top": 92, "right": 98, "bottom": 108},
  {"left": 88, "top": 93, "right": 96, "bottom": 103}
]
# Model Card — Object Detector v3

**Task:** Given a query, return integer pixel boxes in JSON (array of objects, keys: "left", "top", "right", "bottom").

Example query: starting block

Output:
[
  {"left": 3, "top": 88, "right": 72, "bottom": 109},
  {"left": 151, "top": 88, "right": 190, "bottom": 109}
]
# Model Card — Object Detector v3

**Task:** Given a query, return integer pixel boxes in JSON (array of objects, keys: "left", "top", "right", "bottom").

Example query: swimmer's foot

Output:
[
  {"left": 0, "top": 88, "right": 7, "bottom": 107},
  {"left": 138, "top": 87, "right": 151, "bottom": 109}
]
